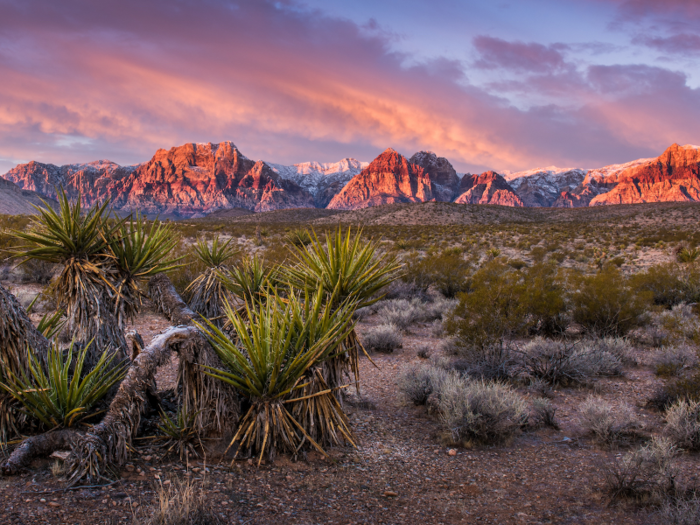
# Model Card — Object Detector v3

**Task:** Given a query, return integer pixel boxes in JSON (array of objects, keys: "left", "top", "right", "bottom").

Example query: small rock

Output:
[
  {"left": 48, "top": 502, "right": 60, "bottom": 508},
  {"left": 143, "top": 456, "right": 152, "bottom": 461},
  {"left": 139, "top": 471, "right": 146, "bottom": 477},
  {"left": 40, "top": 498, "right": 46, "bottom": 503},
  {"left": 125, "top": 464, "right": 135, "bottom": 472},
  {"left": 163, "top": 480, "right": 171, "bottom": 485},
  {"left": 50, "top": 450, "right": 71, "bottom": 461},
  {"left": 383, "top": 491, "right": 398, "bottom": 498},
  {"left": 448, "top": 449, "right": 457, "bottom": 456}
]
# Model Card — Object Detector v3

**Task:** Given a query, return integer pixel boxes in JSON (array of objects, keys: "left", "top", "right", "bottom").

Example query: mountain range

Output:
[{"left": 1, "top": 141, "right": 699, "bottom": 217}]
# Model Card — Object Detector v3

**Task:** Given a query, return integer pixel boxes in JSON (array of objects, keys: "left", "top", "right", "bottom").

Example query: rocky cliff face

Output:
[
  {"left": 268, "top": 158, "right": 367, "bottom": 208},
  {"left": 0, "top": 177, "right": 57, "bottom": 215},
  {"left": 326, "top": 148, "right": 436, "bottom": 210},
  {"left": 4, "top": 142, "right": 315, "bottom": 217},
  {"left": 506, "top": 168, "right": 586, "bottom": 207},
  {"left": 408, "top": 151, "right": 460, "bottom": 201},
  {"left": 589, "top": 144, "right": 700, "bottom": 206},
  {"left": 454, "top": 171, "right": 524, "bottom": 207}
]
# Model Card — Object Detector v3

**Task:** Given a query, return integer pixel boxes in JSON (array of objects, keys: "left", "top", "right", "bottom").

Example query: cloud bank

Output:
[{"left": 0, "top": 0, "right": 698, "bottom": 174}]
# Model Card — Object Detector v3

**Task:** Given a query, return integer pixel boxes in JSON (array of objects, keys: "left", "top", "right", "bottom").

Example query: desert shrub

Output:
[
  {"left": 361, "top": 323, "right": 402, "bottom": 353},
  {"left": 653, "top": 345, "right": 699, "bottom": 377},
  {"left": 657, "top": 304, "right": 700, "bottom": 345},
  {"left": 664, "top": 399, "right": 700, "bottom": 451},
  {"left": 578, "top": 396, "right": 641, "bottom": 446},
  {"left": 656, "top": 496, "right": 700, "bottom": 525},
  {"left": 651, "top": 371, "right": 700, "bottom": 410},
  {"left": 403, "top": 250, "right": 471, "bottom": 298},
  {"left": 445, "top": 262, "right": 567, "bottom": 349},
  {"left": 382, "top": 279, "right": 430, "bottom": 301},
  {"left": 587, "top": 337, "right": 636, "bottom": 366},
  {"left": 445, "top": 261, "right": 528, "bottom": 349},
  {"left": 398, "top": 364, "right": 449, "bottom": 405},
  {"left": 519, "top": 338, "right": 622, "bottom": 386},
  {"left": 416, "top": 345, "right": 431, "bottom": 359},
  {"left": 507, "top": 258, "right": 527, "bottom": 270},
  {"left": 438, "top": 376, "right": 529, "bottom": 445},
  {"left": 529, "top": 398, "right": 559, "bottom": 429},
  {"left": 571, "top": 267, "right": 652, "bottom": 336},
  {"left": 603, "top": 437, "right": 678, "bottom": 502},
  {"left": 631, "top": 263, "right": 700, "bottom": 307},
  {"left": 376, "top": 298, "right": 424, "bottom": 330},
  {"left": 521, "top": 263, "right": 569, "bottom": 336},
  {"left": 450, "top": 341, "right": 520, "bottom": 381}
]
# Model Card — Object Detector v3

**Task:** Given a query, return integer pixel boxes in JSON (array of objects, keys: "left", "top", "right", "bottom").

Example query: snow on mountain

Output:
[
  {"left": 268, "top": 158, "right": 368, "bottom": 207},
  {"left": 583, "top": 157, "right": 655, "bottom": 186}
]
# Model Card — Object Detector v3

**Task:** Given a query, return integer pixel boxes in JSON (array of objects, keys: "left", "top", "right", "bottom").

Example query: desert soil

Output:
[{"left": 1, "top": 294, "right": 686, "bottom": 525}]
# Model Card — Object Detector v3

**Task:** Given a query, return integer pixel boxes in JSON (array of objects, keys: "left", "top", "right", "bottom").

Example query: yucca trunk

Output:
[
  {"left": 0, "top": 283, "right": 50, "bottom": 441},
  {"left": 150, "top": 274, "right": 239, "bottom": 435},
  {"left": 58, "top": 259, "right": 127, "bottom": 368},
  {"left": 184, "top": 267, "right": 233, "bottom": 328}
]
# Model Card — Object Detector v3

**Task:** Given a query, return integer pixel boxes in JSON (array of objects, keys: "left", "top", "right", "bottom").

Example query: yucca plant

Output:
[
  {"left": 106, "top": 213, "right": 181, "bottom": 328},
  {"left": 285, "top": 229, "right": 312, "bottom": 247},
  {"left": 156, "top": 408, "right": 202, "bottom": 460},
  {"left": 0, "top": 341, "right": 128, "bottom": 428},
  {"left": 184, "top": 236, "right": 237, "bottom": 326},
  {"left": 678, "top": 247, "right": 700, "bottom": 264},
  {"left": 218, "top": 254, "right": 279, "bottom": 321},
  {"left": 196, "top": 287, "right": 356, "bottom": 465},
  {"left": 285, "top": 227, "right": 402, "bottom": 391},
  {"left": 12, "top": 190, "right": 126, "bottom": 364}
]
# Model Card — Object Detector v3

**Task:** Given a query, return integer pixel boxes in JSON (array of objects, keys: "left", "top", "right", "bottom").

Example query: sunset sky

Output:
[{"left": 1, "top": 0, "right": 699, "bottom": 174}]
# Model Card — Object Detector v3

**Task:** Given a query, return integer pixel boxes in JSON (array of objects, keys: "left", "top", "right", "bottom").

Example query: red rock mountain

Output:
[
  {"left": 455, "top": 171, "right": 524, "bottom": 207},
  {"left": 4, "top": 142, "right": 700, "bottom": 215},
  {"left": 589, "top": 144, "right": 700, "bottom": 206},
  {"left": 408, "top": 151, "right": 461, "bottom": 201},
  {"left": 326, "top": 149, "right": 437, "bottom": 210},
  {"left": 4, "top": 142, "right": 314, "bottom": 217}
]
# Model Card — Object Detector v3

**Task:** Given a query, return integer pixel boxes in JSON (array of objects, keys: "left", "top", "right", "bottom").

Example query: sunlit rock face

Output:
[
  {"left": 454, "top": 171, "right": 524, "bottom": 207},
  {"left": 327, "top": 148, "right": 438, "bottom": 210}
]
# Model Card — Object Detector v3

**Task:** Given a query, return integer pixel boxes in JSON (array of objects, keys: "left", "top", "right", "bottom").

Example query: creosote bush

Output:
[
  {"left": 398, "top": 364, "right": 448, "bottom": 406},
  {"left": 571, "top": 267, "right": 652, "bottom": 336},
  {"left": 653, "top": 345, "right": 698, "bottom": 377}
]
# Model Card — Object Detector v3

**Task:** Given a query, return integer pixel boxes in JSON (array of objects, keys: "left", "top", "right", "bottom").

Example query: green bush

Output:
[
  {"left": 630, "top": 264, "right": 700, "bottom": 308},
  {"left": 403, "top": 250, "right": 471, "bottom": 298},
  {"left": 445, "top": 262, "right": 567, "bottom": 349},
  {"left": 571, "top": 267, "right": 652, "bottom": 337}
]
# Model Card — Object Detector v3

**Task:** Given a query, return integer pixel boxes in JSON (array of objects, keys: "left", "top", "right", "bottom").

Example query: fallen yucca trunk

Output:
[
  {"left": 0, "top": 282, "right": 50, "bottom": 441},
  {"left": 150, "top": 274, "right": 239, "bottom": 436}
]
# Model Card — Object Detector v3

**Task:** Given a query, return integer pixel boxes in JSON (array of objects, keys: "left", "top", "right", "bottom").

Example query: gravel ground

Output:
[{"left": 1, "top": 302, "right": 697, "bottom": 524}]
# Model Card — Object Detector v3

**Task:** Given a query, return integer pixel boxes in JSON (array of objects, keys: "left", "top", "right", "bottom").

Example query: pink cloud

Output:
[{"left": 0, "top": 0, "right": 698, "bottom": 175}]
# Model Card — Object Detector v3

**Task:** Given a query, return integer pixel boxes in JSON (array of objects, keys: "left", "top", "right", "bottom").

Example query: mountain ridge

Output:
[{"left": 3, "top": 142, "right": 700, "bottom": 216}]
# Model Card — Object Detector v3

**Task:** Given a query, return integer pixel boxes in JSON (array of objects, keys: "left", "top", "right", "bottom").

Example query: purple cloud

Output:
[{"left": 473, "top": 36, "right": 569, "bottom": 73}]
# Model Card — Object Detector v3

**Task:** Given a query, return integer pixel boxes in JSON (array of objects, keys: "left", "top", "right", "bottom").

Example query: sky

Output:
[{"left": 0, "top": 0, "right": 699, "bottom": 175}]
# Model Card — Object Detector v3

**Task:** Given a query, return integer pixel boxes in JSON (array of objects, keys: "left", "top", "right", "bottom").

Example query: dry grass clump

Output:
[
  {"left": 438, "top": 375, "right": 529, "bottom": 446},
  {"left": 398, "top": 364, "right": 529, "bottom": 445},
  {"left": 134, "top": 479, "right": 221, "bottom": 525},
  {"left": 655, "top": 496, "right": 700, "bottom": 525},
  {"left": 529, "top": 398, "right": 558, "bottom": 429},
  {"left": 361, "top": 324, "right": 402, "bottom": 353},
  {"left": 398, "top": 364, "right": 448, "bottom": 406},
  {"left": 577, "top": 396, "right": 642, "bottom": 447},
  {"left": 603, "top": 437, "right": 679, "bottom": 503},
  {"left": 519, "top": 337, "right": 623, "bottom": 386},
  {"left": 653, "top": 345, "right": 699, "bottom": 377},
  {"left": 375, "top": 295, "right": 457, "bottom": 331},
  {"left": 664, "top": 399, "right": 700, "bottom": 451}
]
